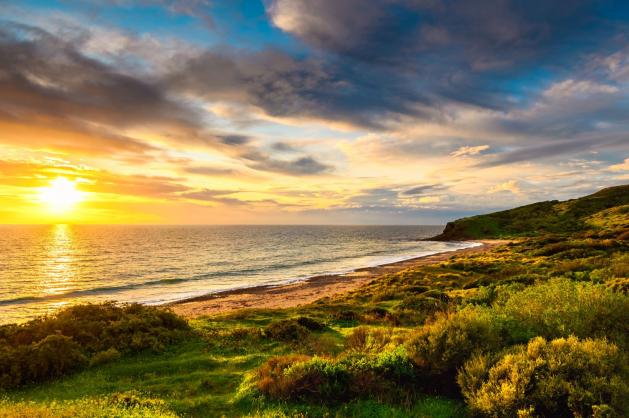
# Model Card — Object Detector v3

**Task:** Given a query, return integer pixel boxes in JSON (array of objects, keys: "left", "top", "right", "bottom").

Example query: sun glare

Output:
[{"left": 38, "top": 177, "right": 85, "bottom": 213}]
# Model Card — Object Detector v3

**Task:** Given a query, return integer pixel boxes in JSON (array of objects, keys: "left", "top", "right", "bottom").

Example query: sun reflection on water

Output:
[{"left": 42, "top": 224, "right": 78, "bottom": 296}]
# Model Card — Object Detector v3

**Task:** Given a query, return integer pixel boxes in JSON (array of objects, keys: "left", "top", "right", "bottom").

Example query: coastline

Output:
[{"left": 169, "top": 239, "right": 508, "bottom": 318}]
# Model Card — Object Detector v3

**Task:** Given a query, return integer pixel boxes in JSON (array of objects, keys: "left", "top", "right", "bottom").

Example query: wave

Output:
[{"left": 0, "top": 240, "right": 478, "bottom": 308}]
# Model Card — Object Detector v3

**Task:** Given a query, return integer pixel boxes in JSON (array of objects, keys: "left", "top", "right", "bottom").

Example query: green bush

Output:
[
  {"left": 256, "top": 354, "right": 344, "bottom": 401},
  {"left": 0, "top": 335, "right": 87, "bottom": 388},
  {"left": 458, "top": 336, "right": 629, "bottom": 417},
  {"left": 255, "top": 347, "right": 417, "bottom": 403},
  {"left": 404, "top": 306, "right": 505, "bottom": 386},
  {"left": 89, "top": 347, "right": 122, "bottom": 367},
  {"left": 497, "top": 278, "right": 629, "bottom": 347},
  {"left": 344, "top": 327, "right": 393, "bottom": 354},
  {"left": 296, "top": 316, "right": 326, "bottom": 331},
  {"left": 0, "top": 303, "right": 190, "bottom": 389},
  {"left": 264, "top": 319, "right": 311, "bottom": 342}
]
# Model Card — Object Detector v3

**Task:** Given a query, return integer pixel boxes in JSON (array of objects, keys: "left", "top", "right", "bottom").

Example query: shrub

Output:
[
  {"left": 497, "top": 278, "right": 629, "bottom": 347},
  {"left": 405, "top": 306, "right": 505, "bottom": 387},
  {"left": 362, "top": 308, "right": 400, "bottom": 325},
  {"left": 458, "top": 336, "right": 629, "bottom": 417},
  {"left": 264, "top": 320, "right": 310, "bottom": 342},
  {"left": 400, "top": 294, "right": 446, "bottom": 315},
  {"left": 332, "top": 310, "right": 359, "bottom": 322},
  {"left": 255, "top": 347, "right": 418, "bottom": 403},
  {"left": 89, "top": 347, "right": 122, "bottom": 367},
  {"left": 0, "top": 335, "right": 87, "bottom": 388},
  {"left": 0, "top": 303, "right": 190, "bottom": 389},
  {"left": 344, "top": 327, "right": 393, "bottom": 354},
  {"left": 256, "top": 354, "right": 347, "bottom": 401},
  {"left": 296, "top": 316, "right": 326, "bottom": 331}
]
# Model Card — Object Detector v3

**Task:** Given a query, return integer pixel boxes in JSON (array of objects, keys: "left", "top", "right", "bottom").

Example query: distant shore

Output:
[{"left": 170, "top": 240, "right": 509, "bottom": 318}]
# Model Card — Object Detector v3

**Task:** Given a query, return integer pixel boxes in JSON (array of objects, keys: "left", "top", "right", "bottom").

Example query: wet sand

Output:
[{"left": 170, "top": 240, "right": 510, "bottom": 318}]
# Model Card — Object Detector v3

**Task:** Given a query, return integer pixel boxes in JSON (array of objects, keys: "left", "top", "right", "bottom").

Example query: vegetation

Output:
[
  {"left": 0, "top": 185, "right": 627, "bottom": 416},
  {"left": 432, "top": 184, "right": 629, "bottom": 239},
  {"left": 0, "top": 303, "right": 190, "bottom": 389},
  {"left": 459, "top": 337, "right": 628, "bottom": 417}
]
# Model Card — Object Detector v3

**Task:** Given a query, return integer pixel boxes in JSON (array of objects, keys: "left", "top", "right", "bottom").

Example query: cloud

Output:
[
  {"left": 477, "top": 133, "right": 628, "bottom": 168},
  {"left": 0, "top": 158, "right": 192, "bottom": 198},
  {"left": 450, "top": 145, "right": 490, "bottom": 158},
  {"left": 0, "top": 21, "right": 207, "bottom": 155},
  {"left": 608, "top": 158, "right": 629, "bottom": 172},
  {"left": 218, "top": 135, "right": 250, "bottom": 146},
  {"left": 271, "top": 142, "right": 298, "bottom": 152},
  {"left": 401, "top": 184, "right": 446, "bottom": 196},
  {"left": 0, "top": 21, "right": 335, "bottom": 176},
  {"left": 246, "top": 155, "right": 332, "bottom": 176},
  {"left": 179, "top": 188, "right": 240, "bottom": 203},
  {"left": 543, "top": 79, "right": 619, "bottom": 99},
  {"left": 488, "top": 180, "right": 522, "bottom": 195},
  {"left": 183, "top": 166, "right": 236, "bottom": 176},
  {"left": 268, "top": 0, "right": 556, "bottom": 65},
  {"left": 418, "top": 196, "right": 441, "bottom": 204},
  {"left": 265, "top": 0, "right": 621, "bottom": 109}
]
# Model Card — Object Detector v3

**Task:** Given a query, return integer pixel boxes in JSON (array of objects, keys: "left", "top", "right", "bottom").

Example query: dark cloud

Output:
[
  {"left": 158, "top": 0, "right": 629, "bottom": 132},
  {"left": 179, "top": 188, "right": 238, "bottom": 201},
  {"left": 271, "top": 142, "right": 298, "bottom": 152},
  {"left": 268, "top": 0, "right": 599, "bottom": 68},
  {"left": 245, "top": 154, "right": 332, "bottom": 176},
  {"left": 202, "top": 133, "right": 333, "bottom": 176},
  {"left": 401, "top": 184, "right": 446, "bottom": 196},
  {"left": 184, "top": 166, "right": 236, "bottom": 176},
  {"left": 0, "top": 21, "right": 335, "bottom": 176},
  {"left": 180, "top": 188, "right": 294, "bottom": 207},
  {"left": 264, "top": 0, "right": 624, "bottom": 114},
  {"left": 165, "top": 47, "right": 433, "bottom": 129},
  {"left": 477, "top": 133, "right": 629, "bottom": 167},
  {"left": 349, "top": 187, "right": 399, "bottom": 206},
  {"left": 0, "top": 21, "right": 209, "bottom": 157},
  {"left": 0, "top": 22, "right": 200, "bottom": 128},
  {"left": 218, "top": 135, "right": 250, "bottom": 146}
]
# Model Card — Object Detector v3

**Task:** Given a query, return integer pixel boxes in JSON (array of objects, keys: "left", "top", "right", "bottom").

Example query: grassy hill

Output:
[{"left": 432, "top": 184, "right": 629, "bottom": 240}]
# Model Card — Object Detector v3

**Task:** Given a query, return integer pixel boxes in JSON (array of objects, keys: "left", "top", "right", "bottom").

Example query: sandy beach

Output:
[{"left": 170, "top": 240, "right": 509, "bottom": 318}]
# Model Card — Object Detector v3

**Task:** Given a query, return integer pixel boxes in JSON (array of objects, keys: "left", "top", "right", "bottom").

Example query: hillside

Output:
[{"left": 432, "top": 184, "right": 629, "bottom": 240}]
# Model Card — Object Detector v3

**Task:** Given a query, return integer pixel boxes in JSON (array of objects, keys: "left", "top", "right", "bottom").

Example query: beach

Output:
[{"left": 170, "top": 239, "right": 508, "bottom": 318}]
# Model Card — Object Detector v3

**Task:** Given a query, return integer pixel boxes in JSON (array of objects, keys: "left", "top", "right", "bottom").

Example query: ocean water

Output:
[{"left": 0, "top": 225, "right": 478, "bottom": 324}]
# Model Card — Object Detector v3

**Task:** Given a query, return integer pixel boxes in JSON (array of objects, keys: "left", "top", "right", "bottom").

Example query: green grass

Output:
[
  {"left": 4, "top": 319, "right": 467, "bottom": 417},
  {"left": 433, "top": 184, "right": 629, "bottom": 239}
]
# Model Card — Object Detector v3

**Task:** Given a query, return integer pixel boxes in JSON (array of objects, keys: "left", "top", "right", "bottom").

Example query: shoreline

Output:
[{"left": 169, "top": 239, "right": 508, "bottom": 318}]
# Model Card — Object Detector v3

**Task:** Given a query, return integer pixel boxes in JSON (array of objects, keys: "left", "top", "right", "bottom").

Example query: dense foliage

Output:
[
  {"left": 0, "top": 303, "right": 190, "bottom": 388},
  {"left": 459, "top": 337, "right": 628, "bottom": 417}
]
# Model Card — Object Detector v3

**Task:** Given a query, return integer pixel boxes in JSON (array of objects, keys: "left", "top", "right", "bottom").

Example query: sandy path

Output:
[{"left": 169, "top": 240, "right": 509, "bottom": 318}]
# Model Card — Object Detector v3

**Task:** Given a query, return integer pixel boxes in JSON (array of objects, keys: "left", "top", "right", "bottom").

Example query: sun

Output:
[{"left": 38, "top": 177, "right": 85, "bottom": 213}]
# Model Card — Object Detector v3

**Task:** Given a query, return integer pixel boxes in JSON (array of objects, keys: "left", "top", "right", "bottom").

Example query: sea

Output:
[{"left": 0, "top": 225, "right": 479, "bottom": 324}]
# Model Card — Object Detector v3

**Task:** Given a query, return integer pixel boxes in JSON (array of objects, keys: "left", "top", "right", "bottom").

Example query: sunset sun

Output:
[{"left": 38, "top": 177, "right": 85, "bottom": 213}]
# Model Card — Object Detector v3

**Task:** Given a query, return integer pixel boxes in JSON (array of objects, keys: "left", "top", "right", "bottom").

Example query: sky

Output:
[{"left": 0, "top": 0, "right": 628, "bottom": 225}]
